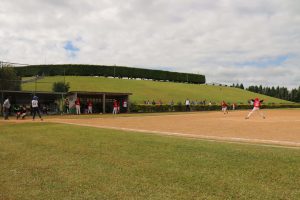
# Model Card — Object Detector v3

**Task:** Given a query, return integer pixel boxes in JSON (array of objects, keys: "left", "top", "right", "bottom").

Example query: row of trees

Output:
[
  {"left": 15, "top": 64, "right": 206, "bottom": 84},
  {"left": 231, "top": 83, "right": 300, "bottom": 103},
  {"left": 231, "top": 83, "right": 245, "bottom": 89},
  {"left": 246, "top": 85, "right": 300, "bottom": 103}
]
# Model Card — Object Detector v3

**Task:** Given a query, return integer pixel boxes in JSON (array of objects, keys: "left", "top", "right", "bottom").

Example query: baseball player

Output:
[
  {"left": 245, "top": 98, "right": 266, "bottom": 119},
  {"left": 221, "top": 100, "right": 228, "bottom": 114},
  {"left": 31, "top": 96, "right": 43, "bottom": 121}
]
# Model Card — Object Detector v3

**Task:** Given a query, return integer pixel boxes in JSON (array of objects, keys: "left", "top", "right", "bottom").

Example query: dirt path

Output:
[{"left": 2, "top": 109, "right": 300, "bottom": 147}]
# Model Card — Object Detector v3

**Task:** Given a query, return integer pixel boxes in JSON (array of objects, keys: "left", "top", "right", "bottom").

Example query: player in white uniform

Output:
[{"left": 32, "top": 96, "right": 43, "bottom": 121}]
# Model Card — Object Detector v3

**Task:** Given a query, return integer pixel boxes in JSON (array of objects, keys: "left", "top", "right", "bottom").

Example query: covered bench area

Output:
[
  {"left": 1, "top": 90, "right": 132, "bottom": 115},
  {"left": 66, "top": 91, "right": 132, "bottom": 114}
]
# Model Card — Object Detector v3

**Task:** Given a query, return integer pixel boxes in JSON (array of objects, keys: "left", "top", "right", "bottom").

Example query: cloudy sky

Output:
[{"left": 1, "top": 0, "right": 299, "bottom": 88}]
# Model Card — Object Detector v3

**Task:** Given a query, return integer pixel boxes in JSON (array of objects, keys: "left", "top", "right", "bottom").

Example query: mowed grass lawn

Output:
[
  {"left": 21, "top": 76, "right": 290, "bottom": 104},
  {"left": 1, "top": 122, "right": 300, "bottom": 199}
]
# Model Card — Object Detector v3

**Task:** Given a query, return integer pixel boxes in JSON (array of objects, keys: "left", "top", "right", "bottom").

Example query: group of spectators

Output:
[
  {"left": 144, "top": 100, "right": 163, "bottom": 105},
  {"left": 143, "top": 98, "right": 238, "bottom": 112},
  {"left": 144, "top": 99, "right": 214, "bottom": 106}
]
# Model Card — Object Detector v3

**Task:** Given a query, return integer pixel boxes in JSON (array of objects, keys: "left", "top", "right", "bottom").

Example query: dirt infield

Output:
[{"left": 3, "top": 109, "right": 300, "bottom": 147}]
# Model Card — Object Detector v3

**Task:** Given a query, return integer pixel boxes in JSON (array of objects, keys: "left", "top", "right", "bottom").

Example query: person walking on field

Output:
[
  {"left": 75, "top": 97, "right": 81, "bottom": 115},
  {"left": 245, "top": 98, "right": 266, "bottom": 119},
  {"left": 31, "top": 96, "right": 43, "bottom": 121},
  {"left": 221, "top": 100, "right": 228, "bottom": 114},
  {"left": 2, "top": 97, "right": 11, "bottom": 120}
]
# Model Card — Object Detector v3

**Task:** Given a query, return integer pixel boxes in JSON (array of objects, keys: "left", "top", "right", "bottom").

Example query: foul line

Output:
[{"left": 50, "top": 121, "right": 300, "bottom": 149}]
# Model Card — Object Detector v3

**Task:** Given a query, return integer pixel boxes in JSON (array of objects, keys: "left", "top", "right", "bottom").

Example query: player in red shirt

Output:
[
  {"left": 113, "top": 99, "right": 118, "bottom": 115},
  {"left": 221, "top": 100, "right": 228, "bottom": 114},
  {"left": 75, "top": 97, "right": 81, "bottom": 115},
  {"left": 87, "top": 100, "right": 93, "bottom": 114},
  {"left": 245, "top": 98, "right": 266, "bottom": 119}
]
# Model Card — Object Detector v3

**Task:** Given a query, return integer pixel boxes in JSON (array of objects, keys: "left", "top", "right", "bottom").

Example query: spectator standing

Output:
[
  {"left": 232, "top": 103, "right": 236, "bottom": 110},
  {"left": 158, "top": 100, "right": 162, "bottom": 106},
  {"left": 185, "top": 98, "right": 190, "bottom": 111},
  {"left": 170, "top": 100, "right": 174, "bottom": 106},
  {"left": 170, "top": 100, "right": 175, "bottom": 111},
  {"left": 2, "top": 97, "right": 11, "bottom": 120},
  {"left": 152, "top": 100, "right": 156, "bottom": 105}
]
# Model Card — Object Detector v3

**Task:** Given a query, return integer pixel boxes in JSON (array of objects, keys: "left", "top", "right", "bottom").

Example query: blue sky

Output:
[
  {"left": 64, "top": 41, "right": 80, "bottom": 58},
  {"left": 235, "top": 55, "right": 290, "bottom": 68},
  {"left": 0, "top": 0, "right": 299, "bottom": 88}
]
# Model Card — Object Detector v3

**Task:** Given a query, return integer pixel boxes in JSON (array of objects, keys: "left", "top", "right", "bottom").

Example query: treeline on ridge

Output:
[
  {"left": 247, "top": 85, "right": 300, "bottom": 103},
  {"left": 231, "top": 83, "right": 300, "bottom": 103},
  {"left": 15, "top": 64, "right": 206, "bottom": 84}
]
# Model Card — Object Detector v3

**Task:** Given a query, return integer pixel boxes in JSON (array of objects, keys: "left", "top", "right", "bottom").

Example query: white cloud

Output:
[{"left": 0, "top": 0, "right": 299, "bottom": 88}]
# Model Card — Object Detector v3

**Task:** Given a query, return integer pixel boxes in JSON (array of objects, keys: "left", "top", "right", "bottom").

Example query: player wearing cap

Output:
[
  {"left": 221, "top": 100, "right": 228, "bottom": 114},
  {"left": 32, "top": 96, "right": 43, "bottom": 121},
  {"left": 245, "top": 98, "right": 266, "bottom": 119}
]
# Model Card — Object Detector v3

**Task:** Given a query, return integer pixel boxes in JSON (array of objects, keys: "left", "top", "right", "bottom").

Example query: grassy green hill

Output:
[{"left": 22, "top": 76, "right": 290, "bottom": 104}]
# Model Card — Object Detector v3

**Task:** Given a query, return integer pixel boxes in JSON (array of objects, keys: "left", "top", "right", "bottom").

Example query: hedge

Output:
[
  {"left": 15, "top": 64, "right": 206, "bottom": 84},
  {"left": 129, "top": 104, "right": 300, "bottom": 113}
]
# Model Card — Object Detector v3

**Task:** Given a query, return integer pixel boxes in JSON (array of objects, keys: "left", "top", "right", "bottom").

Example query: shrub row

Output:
[
  {"left": 15, "top": 64, "right": 206, "bottom": 84},
  {"left": 129, "top": 104, "right": 300, "bottom": 113}
]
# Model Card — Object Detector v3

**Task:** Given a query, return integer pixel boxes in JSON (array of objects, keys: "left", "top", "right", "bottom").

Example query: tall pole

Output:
[
  {"left": 113, "top": 66, "right": 116, "bottom": 78},
  {"left": 1, "top": 91, "right": 3, "bottom": 115},
  {"left": 102, "top": 94, "right": 106, "bottom": 114},
  {"left": 34, "top": 75, "right": 37, "bottom": 94},
  {"left": 64, "top": 68, "right": 66, "bottom": 85}
]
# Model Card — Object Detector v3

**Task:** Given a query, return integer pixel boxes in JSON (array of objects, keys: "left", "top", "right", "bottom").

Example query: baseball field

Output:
[
  {"left": 1, "top": 109, "right": 300, "bottom": 199},
  {"left": 46, "top": 109, "right": 300, "bottom": 147}
]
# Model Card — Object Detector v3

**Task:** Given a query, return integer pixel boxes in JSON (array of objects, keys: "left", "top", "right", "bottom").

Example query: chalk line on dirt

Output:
[{"left": 50, "top": 120, "right": 300, "bottom": 149}]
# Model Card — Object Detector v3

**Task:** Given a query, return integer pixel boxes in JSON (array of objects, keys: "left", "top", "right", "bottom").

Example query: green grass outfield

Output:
[
  {"left": 21, "top": 76, "right": 290, "bottom": 104},
  {"left": 1, "top": 122, "right": 300, "bottom": 199}
]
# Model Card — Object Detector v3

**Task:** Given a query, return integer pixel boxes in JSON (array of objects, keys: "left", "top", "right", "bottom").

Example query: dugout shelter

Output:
[
  {"left": 0, "top": 90, "right": 132, "bottom": 114},
  {"left": 66, "top": 91, "right": 131, "bottom": 114}
]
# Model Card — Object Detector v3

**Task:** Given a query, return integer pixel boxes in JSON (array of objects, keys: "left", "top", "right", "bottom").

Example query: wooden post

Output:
[
  {"left": 127, "top": 95, "right": 130, "bottom": 113},
  {"left": 102, "top": 94, "right": 106, "bottom": 114}
]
